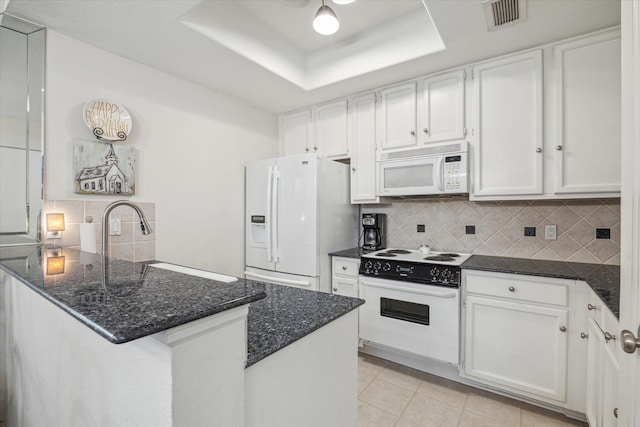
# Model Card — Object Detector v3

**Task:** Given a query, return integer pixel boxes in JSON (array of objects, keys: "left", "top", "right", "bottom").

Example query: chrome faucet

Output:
[{"left": 101, "top": 200, "right": 152, "bottom": 257}]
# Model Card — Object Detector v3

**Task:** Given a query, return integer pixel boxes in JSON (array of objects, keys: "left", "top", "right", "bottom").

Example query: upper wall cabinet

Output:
[
  {"left": 313, "top": 99, "right": 349, "bottom": 159},
  {"left": 376, "top": 82, "right": 417, "bottom": 152},
  {"left": 417, "top": 70, "right": 466, "bottom": 144},
  {"left": 470, "top": 50, "right": 544, "bottom": 198},
  {"left": 349, "top": 92, "right": 379, "bottom": 204},
  {"left": 279, "top": 109, "right": 312, "bottom": 157},
  {"left": 553, "top": 29, "right": 621, "bottom": 195},
  {"left": 279, "top": 101, "right": 349, "bottom": 160}
]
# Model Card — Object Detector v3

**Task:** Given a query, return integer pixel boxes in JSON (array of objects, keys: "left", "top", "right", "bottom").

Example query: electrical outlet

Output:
[
  {"left": 109, "top": 218, "right": 121, "bottom": 236},
  {"left": 544, "top": 224, "right": 557, "bottom": 240},
  {"left": 596, "top": 228, "right": 611, "bottom": 239},
  {"left": 465, "top": 225, "right": 476, "bottom": 235},
  {"left": 417, "top": 224, "right": 425, "bottom": 233},
  {"left": 524, "top": 227, "right": 536, "bottom": 237}
]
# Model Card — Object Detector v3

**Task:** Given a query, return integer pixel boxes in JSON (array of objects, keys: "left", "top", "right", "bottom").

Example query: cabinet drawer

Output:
[
  {"left": 332, "top": 257, "right": 360, "bottom": 277},
  {"left": 464, "top": 271, "right": 569, "bottom": 306}
]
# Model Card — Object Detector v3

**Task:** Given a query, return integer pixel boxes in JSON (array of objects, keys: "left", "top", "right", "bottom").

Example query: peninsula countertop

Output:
[{"left": 0, "top": 245, "right": 364, "bottom": 366}]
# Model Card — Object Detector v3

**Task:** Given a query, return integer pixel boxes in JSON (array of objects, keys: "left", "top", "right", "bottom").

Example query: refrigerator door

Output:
[
  {"left": 274, "top": 154, "right": 318, "bottom": 277},
  {"left": 245, "top": 158, "right": 276, "bottom": 272}
]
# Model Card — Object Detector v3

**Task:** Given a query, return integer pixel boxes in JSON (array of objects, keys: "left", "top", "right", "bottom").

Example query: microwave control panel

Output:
[{"left": 443, "top": 154, "right": 468, "bottom": 193}]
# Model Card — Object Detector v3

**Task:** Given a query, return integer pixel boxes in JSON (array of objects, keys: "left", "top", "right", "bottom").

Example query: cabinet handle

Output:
[
  {"left": 342, "top": 266, "right": 347, "bottom": 271},
  {"left": 352, "top": 167, "right": 356, "bottom": 172},
  {"left": 560, "top": 326, "right": 567, "bottom": 332},
  {"left": 508, "top": 286, "right": 515, "bottom": 292},
  {"left": 313, "top": 146, "right": 317, "bottom": 151},
  {"left": 587, "top": 303, "right": 598, "bottom": 311},
  {"left": 556, "top": 145, "right": 563, "bottom": 151},
  {"left": 580, "top": 332, "right": 589, "bottom": 339},
  {"left": 410, "top": 130, "right": 416, "bottom": 136},
  {"left": 423, "top": 128, "right": 429, "bottom": 134},
  {"left": 614, "top": 408, "right": 618, "bottom": 418},
  {"left": 305, "top": 148, "right": 309, "bottom": 152},
  {"left": 536, "top": 147, "right": 542, "bottom": 153},
  {"left": 333, "top": 287, "right": 338, "bottom": 292}
]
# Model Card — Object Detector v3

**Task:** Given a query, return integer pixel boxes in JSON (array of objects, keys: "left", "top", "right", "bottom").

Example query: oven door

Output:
[
  {"left": 377, "top": 155, "right": 443, "bottom": 196},
  {"left": 359, "top": 276, "right": 459, "bottom": 365}
]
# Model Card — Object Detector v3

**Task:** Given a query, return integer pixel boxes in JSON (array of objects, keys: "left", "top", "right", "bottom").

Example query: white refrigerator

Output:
[{"left": 244, "top": 153, "right": 358, "bottom": 293}]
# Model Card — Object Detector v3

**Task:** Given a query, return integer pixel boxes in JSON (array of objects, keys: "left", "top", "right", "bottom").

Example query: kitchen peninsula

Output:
[{"left": 0, "top": 245, "right": 363, "bottom": 427}]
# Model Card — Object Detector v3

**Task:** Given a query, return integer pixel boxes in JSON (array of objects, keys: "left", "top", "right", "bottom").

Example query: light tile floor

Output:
[{"left": 358, "top": 353, "right": 587, "bottom": 427}]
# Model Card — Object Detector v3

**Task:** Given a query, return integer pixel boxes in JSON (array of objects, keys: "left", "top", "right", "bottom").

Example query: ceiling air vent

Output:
[{"left": 482, "top": 0, "right": 526, "bottom": 31}]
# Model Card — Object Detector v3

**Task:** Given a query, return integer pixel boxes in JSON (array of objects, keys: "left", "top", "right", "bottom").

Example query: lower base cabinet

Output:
[
  {"left": 460, "top": 270, "right": 589, "bottom": 413},
  {"left": 331, "top": 256, "right": 360, "bottom": 298},
  {"left": 584, "top": 291, "right": 619, "bottom": 427}
]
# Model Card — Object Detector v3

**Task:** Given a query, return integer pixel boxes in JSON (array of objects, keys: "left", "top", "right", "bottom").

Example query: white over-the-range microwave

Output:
[{"left": 377, "top": 141, "right": 468, "bottom": 196}]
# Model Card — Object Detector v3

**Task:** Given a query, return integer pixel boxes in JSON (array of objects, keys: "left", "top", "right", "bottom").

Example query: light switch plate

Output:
[
  {"left": 544, "top": 224, "right": 557, "bottom": 240},
  {"left": 110, "top": 218, "right": 121, "bottom": 236}
]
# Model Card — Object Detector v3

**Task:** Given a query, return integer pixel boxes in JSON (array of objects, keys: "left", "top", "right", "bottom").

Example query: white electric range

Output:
[{"left": 358, "top": 248, "right": 471, "bottom": 365}]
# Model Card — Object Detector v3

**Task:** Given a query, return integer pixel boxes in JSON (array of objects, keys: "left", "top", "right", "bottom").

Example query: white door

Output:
[
  {"left": 313, "top": 100, "right": 349, "bottom": 159},
  {"left": 618, "top": 2, "right": 640, "bottom": 425},
  {"left": 553, "top": 29, "right": 621, "bottom": 194},
  {"left": 377, "top": 82, "right": 417, "bottom": 152},
  {"left": 471, "top": 50, "right": 544, "bottom": 197},
  {"left": 245, "top": 158, "right": 276, "bottom": 272},
  {"left": 417, "top": 70, "right": 466, "bottom": 144},
  {"left": 349, "top": 92, "right": 379, "bottom": 203},
  {"left": 279, "top": 109, "right": 312, "bottom": 156},
  {"left": 273, "top": 154, "right": 318, "bottom": 277}
]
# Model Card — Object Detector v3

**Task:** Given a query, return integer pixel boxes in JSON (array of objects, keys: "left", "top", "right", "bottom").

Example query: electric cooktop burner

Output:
[
  {"left": 424, "top": 255, "right": 456, "bottom": 262},
  {"left": 364, "top": 248, "right": 471, "bottom": 266}
]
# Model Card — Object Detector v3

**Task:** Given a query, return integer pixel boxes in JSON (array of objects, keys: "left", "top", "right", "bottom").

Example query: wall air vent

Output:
[{"left": 482, "top": 0, "right": 526, "bottom": 31}]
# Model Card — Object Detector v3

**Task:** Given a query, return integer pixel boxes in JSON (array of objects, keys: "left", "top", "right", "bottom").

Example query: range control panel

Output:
[{"left": 359, "top": 259, "right": 461, "bottom": 288}]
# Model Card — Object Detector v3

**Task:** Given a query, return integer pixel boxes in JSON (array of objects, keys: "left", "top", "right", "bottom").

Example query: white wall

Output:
[{"left": 45, "top": 31, "right": 278, "bottom": 276}]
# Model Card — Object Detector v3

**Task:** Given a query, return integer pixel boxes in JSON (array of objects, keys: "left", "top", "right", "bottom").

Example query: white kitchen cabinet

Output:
[
  {"left": 377, "top": 82, "right": 417, "bottom": 152},
  {"left": 552, "top": 29, "right": 621, "bottom": 195},
  {"left": 470, "top": 50, "right": 544, "bottom": 198},
  {"left": 280, "top": 109, "right": 313, "bottom": 156},
  {"left": 349, "top": 92, "right": 379, "bottom": 204},
  {"left": 417, "top": 70, "right": 466, "bottom": 144},
  {"left": 462, "top": 270, "right": 574, "bottom": 406},
  {"left": 584, "top": 288, "right": 619, "bottom": 427},
  {"left": 331, "top": 256, "right": 360, "bottom": 298},
  {"left": 313, "top": 99, "right": 349, "bottom": 159}
]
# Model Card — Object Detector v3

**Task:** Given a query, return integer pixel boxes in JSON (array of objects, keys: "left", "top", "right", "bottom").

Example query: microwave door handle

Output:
[{"left": 435, "top": 157, "right": 444, "bottom": 191}]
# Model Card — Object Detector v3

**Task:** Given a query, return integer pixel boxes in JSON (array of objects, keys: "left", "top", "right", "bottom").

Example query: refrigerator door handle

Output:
[
  {"left": 244, "top": 271, "right": 311, "bottom": 287},
  {"left": 266, "top": 165, "right": 273, "bottom": 262},
  {"left": 272, "top": 166, "right": 280, "bottom": 263}
]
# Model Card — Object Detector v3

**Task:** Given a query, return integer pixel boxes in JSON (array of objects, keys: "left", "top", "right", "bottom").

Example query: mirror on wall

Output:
[{"left": 0, "top": 14, "right": 44, "bottom": 246}]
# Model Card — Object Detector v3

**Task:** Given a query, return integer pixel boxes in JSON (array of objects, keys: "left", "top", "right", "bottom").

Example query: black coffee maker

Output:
[{"left": 362, "top": 213, "right": 386, "bottom": 251}]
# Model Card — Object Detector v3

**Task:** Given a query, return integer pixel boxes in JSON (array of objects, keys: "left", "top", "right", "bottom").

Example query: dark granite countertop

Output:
[
  {"left": 462, "top": 255, "right": 620, "bottom": 317},
  {"left": 245, "top": 283, "right": 364, "bottom": 367},
  {"left": 0, "top": 245, "right": 266, "bottom": 344},
  {"left": 0, "top": 245, "right": 364, "bottom": 367},
  {"left": 328, "top": 247, "right": 369, "bottom": 259}
]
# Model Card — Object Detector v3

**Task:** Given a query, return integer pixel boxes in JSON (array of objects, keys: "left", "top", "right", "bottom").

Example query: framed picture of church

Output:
[{"left": 73, "top": 139, "right": 135, "bottom": 195}]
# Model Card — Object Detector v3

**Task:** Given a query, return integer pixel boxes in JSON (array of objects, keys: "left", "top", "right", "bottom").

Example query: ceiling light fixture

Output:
[
  {"left": 332, "top": 0, "right": 354, "bottom": 4},
  {"left": 313, "top": 0, "right": 339, "bottom": 36}
]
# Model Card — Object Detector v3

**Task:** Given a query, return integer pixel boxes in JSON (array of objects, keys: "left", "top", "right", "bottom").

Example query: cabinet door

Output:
[
  {"left": 332, "top": 276, "right": 358, "bottom": 298},
  {"left": 377, "top": 82, "right": 417, "bottom": 152},
  {"left": 313, "top": 100, "right": 349, "bottom": 159},
  {"left": 417, "top": 70, "right": 466, "bottom": 144},
  {"left": 585, "top": 317, "right": 603, "bottom": 427},
  {"left": 471, "top": 50, "right": 544, "bottom": 197},
  {"left": 553, "top": 30, "right": 621, "bottom": 194},
  {"left": 280, "top": 109, "right": 312, "bottom": 156},
  {"left": 349, "top": 93, "right": 379, "bottom": 203},
  {"left": 463, "top": 295, "right": 568, "bottom": 402}
]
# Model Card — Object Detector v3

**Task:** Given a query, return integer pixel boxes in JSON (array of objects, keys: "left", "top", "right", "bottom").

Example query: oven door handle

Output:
[{"left": 360, "top": 280, "right": 458, "bottom": 298}]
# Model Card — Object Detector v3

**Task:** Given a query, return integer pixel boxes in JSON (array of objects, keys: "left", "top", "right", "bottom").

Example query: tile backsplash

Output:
[
  {"left": 44, "top": 200, "right": 155, "bottom": 263},
  {"left": 362, "top": 198, "right": 620, "bottom": 265}
]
